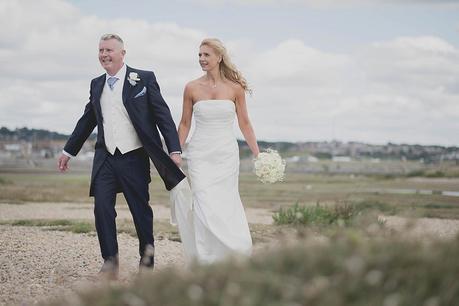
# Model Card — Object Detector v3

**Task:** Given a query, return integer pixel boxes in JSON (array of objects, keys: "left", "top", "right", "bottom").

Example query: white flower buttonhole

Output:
[{"left": 128, "top": 72, "right": 141, "bottom": 86}]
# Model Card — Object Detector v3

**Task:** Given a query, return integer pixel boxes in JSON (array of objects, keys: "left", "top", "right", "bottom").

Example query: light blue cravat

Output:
[{"left": 107, "top": 76, "right": 118, "bottom": 90}]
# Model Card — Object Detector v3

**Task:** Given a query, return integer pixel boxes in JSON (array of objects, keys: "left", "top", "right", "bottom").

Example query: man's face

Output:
[{"left": 98, "top": 39, "right": 125, "bottom": 75}]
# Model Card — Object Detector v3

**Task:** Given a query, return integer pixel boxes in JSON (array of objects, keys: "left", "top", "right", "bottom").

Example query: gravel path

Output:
[
  {"left": 382, "top": 215, "right": 459, "bottom": 239},
  {"left": 1, "top": 202, "right": 459, "bottom": 306},
  {"left": 0, "top": 225, "right": 184, "bottom": 306},
  {"left": 0, "top": 202, "right": 273, "bottom": 306}
]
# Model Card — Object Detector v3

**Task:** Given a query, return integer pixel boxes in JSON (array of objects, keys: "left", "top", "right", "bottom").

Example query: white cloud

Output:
[
  {"left": 0, "top": 0, "right": 206, "bottom": 133},
  {"left": 249, "top": 39, "right": 351, "bottom": 87},
  {"left": 242, "top": 36, "right": 459, "bottom": 145},
  {"left": 354, "top": 36, "right": 459, "bottom": 140},
  {"left": 191, "top": 0, "right": 459, "bottom": 8},
  {"left": 1, "top": 0, "right": 458, "bottom": 146}
]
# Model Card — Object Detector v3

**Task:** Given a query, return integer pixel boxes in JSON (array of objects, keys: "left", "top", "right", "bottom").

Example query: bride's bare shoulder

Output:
[{"left": 186, "top": 77, "right": 206, "bottom": 90}]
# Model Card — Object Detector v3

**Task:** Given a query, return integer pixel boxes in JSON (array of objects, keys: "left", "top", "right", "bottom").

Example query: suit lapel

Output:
[
  {"left": 92, "top": 75, "right": 106, "bottom": 120},
  {"left": 122, "top": 65, "right": 136, "bottom": 106}
]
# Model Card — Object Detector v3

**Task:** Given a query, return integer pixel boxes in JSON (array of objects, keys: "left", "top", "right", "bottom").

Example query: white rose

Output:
[{"left": 129, "top": 72, "right": 140, "bottom": 81}]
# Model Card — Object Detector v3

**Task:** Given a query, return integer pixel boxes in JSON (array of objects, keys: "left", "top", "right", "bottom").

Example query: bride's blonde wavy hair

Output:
[{"left": 200, "top": 38, "right": 251, "bottom": 94}]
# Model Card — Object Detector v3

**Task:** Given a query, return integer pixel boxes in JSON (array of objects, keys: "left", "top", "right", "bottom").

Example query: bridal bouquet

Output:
[{"left": 254, "top": 149, "right": 286, "bottom": 183}]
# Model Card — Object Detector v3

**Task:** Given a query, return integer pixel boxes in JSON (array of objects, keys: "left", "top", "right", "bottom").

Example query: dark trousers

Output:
[{"left": 92, "top": 147, "right": 153, "bottom": 261}]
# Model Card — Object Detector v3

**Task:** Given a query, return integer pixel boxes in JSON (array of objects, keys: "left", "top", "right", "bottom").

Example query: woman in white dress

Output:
[{"left": 175, "top": 38, "right": 260, "bottom": 264}]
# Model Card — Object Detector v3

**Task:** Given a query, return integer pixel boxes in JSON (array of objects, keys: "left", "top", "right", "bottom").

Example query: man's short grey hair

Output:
[{"left": 100, "top": 34, "right": 124, "bottom": 47}]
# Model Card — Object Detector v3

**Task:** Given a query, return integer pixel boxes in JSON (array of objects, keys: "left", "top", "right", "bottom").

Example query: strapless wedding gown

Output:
[{"left": 170, "top": 99, "right": 252, "bottom": 264}]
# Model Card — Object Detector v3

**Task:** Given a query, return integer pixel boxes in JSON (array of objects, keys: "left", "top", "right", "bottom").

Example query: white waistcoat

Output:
[{"left": 100, "top": 79, "right": 142, "bottom": 155}]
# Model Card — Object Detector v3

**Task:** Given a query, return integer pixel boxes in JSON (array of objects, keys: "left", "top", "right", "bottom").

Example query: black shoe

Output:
[
  {"left": 139, "top": 244, "right": 155, "bottom": 270},
  {"left": 99, "top": 256, "right": 119, "bottom": 280}
]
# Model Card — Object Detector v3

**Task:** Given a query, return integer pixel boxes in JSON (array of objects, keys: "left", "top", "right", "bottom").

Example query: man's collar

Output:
[{"left": 106, "top": 63, "right": 126, "bottom": 80}]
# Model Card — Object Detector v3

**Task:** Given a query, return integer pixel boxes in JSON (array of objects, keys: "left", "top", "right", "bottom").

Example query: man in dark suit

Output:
[{"left": 58, "top": 33, "right": 185, "bottom": 278}]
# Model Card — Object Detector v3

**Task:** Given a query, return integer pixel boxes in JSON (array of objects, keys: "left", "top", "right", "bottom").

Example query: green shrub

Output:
[
  {"left": 272, "top": 200, "right": 397, "bottom": 227},
  {"left": 11, "top": 219, "right": 73, "bottom": 227},
  {"left": 424, "top": 203, "right": 456, "bottom": 209},
  {"left": 8, "top": 219, "right": 93, "bottom": 234},
  {"left": 273, "top": 202, "right": 357, "bottom": 226},
  {"left": 406, "top": 170, "right": 425, "bottom": 177},
  {"left": 353, "top": 200, "right": 396, "bottom": 214},
  {"left": 425, "top": 170, "right": 446, "bottom": 178},
  {"left": 0, "top": 176, "right": 12, "bottom": 185},
  {"left": 43, "top": 233, "right": 459, "bottom": 306},
  {"left": 66, "top": 222, "right": 93, "bottom": 234},
  {"left": 5, "top": 219, "right": 179, "bottom": 238}
]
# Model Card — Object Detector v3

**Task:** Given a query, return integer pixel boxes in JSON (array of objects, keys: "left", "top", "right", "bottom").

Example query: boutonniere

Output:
[{"left": 127, "top": 72, "right": 140, "bottom": 86}]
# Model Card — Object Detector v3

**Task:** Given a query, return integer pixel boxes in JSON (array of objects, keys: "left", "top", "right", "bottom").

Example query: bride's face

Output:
[{"left": 199, "top": 45, "right": 220, "bottom": 72}]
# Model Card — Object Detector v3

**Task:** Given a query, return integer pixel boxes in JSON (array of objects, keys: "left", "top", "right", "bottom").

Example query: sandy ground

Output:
[{"left": 1, "top": 202, "right": 459, "bottom": 306}]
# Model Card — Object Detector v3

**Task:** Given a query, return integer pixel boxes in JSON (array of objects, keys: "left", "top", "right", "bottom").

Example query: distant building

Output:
[
  {"left": 286, "top": 156, "right": 300, "bottom": 163},
  {"left": 307, "top": 156, "right": 319, "bottom": 162},
  {"left": 4, "top": 144, "right": 21, "bottom": 152},
  {"left": 332, "top": 156, "right": 352, "bottom": 162}
]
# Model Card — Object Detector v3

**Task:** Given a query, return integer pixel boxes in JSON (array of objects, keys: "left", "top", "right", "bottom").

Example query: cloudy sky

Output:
[{"left": 1, "top": 0, "right": 458, "bottom": 146}]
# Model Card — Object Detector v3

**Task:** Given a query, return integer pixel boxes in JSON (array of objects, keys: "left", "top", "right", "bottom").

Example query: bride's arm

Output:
[
  {"left": 178, "top": 83, "right": 194, "bottom": 148},
  {"left": 235, "top": 87, "right": 260, "bottom": 157}
]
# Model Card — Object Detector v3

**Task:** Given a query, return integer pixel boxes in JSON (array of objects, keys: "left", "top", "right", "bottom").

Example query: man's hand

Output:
[
  {"left": 58, "top": 154, "right": 70, "bottom": 172},
  {"left": 170, "top": 153, "right": 182, "bottom": 167}
]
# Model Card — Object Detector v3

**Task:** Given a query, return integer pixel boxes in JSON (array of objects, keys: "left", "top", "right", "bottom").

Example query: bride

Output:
[{"left": 173, "top": 38, "right": 260, "bottom": 264}]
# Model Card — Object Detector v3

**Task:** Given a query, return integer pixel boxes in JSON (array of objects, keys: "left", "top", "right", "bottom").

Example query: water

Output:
[{"left": 372, "top": 189, "right": 459, "bottom": 197}]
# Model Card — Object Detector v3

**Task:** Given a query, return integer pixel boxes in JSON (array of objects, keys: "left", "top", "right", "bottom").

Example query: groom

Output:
[{"left": 58, "top": 34, "right": 185, "bottom": 277}]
